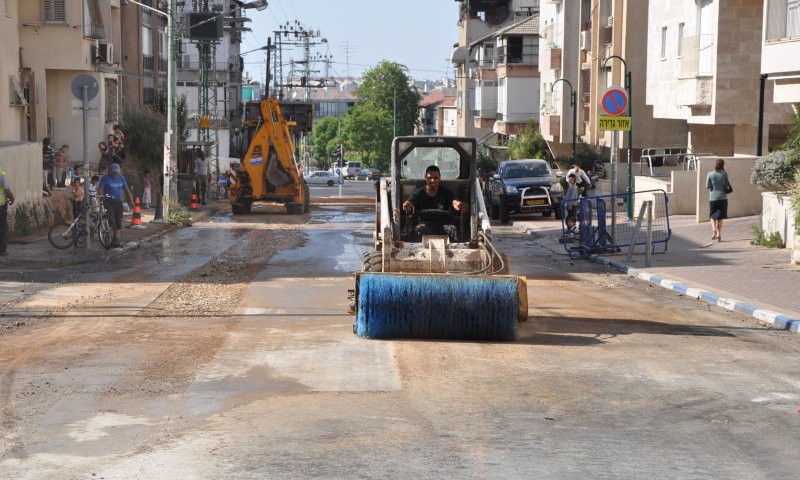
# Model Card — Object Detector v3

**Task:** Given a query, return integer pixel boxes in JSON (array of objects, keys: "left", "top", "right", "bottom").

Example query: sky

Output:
[{"left": 239, "top": 0, "right": 461, "bottom": 82}]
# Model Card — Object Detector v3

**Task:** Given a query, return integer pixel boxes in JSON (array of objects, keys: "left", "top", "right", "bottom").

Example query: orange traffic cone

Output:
[
  {"left": 190, "top": 192, "right": 199, "bottom": 210},
  {"left": 131, "top": 197, "right": 142, "bottom": 226}
]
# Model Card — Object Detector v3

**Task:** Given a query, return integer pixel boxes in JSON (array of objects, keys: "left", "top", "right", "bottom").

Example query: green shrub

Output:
[
  {"left": 789, "top": 180, "right": 800, "bottom": 236},
  {"left": 165, "top": 203, "right": 193, "bottom": 226},
  {"left": 750, "top": 150, "right": 800, "bottom": 191},
  {"left": 751, "top": 225, "right": 785, "bottom": 248}
]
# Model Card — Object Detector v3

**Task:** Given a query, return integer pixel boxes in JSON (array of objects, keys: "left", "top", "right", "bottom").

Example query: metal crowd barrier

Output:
[{"left": 560, "top": 189, "right": 671, "bottom": 261}]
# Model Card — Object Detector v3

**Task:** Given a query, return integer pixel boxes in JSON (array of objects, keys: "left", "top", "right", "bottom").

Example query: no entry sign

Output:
[{"left": 601, "top": 87, "right": 628, "bottom": 116}]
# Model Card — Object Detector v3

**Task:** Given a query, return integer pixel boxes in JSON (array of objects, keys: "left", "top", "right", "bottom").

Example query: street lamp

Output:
[
  {"left": 601, "top": 55, "right": 633, "bottom": 219},
  {"left": 127, "top": 0, "right": 176, "bottom": 222},
  {"left": 551, "top": 78, "right": 576, "bottom": 163}
]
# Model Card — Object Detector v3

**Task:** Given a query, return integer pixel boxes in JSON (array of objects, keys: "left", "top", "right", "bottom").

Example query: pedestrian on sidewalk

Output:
[
  {"left": 142, "top": 169, "right": 152, "bottom": 209},
  {"left": 706, "top": 158, "right": 733, "bottom": 242},
  {"left": 194, "top": 150, "right": 210, "bottom": 205},
  {"left": 97, "top": 163, "right": 134, "bottom": 248},
  {"left": 0, "top": 167, "right": 16, "bottom": 256}
]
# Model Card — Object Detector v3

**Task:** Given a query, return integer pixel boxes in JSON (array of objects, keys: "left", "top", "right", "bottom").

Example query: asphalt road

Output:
[{"left": 1, "top": 198, "right": 799, "bottom": 479}]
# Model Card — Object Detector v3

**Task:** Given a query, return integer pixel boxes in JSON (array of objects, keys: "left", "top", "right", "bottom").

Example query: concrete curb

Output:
[{"left": 590, "top": 253, "right": 800, "bottom": 333}]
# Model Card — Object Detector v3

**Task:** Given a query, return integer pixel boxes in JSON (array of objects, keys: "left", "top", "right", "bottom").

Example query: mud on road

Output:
[{"left": 0, "top": 205, "right": 306, "bottom": 471}]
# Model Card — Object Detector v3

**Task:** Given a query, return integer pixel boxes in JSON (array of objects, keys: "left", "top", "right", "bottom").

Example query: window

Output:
[
  {"left": 83, "top": 0, "right": 105, "bottom": 39},
  {"left": 661, "top": 26, "right": 668, "bottom": 60},
  {"left": 677, "top": 23, "right": 685, "bottom": 57},
  {"left": 766, "top": 0, "right": 800, "bottom": 40},
  {"left": 142, "top": 25, "right": 153, "bottom": 56},
  {"left": 43, "top": 0, "right": 66, "bottom": 23},
  {"left": 605, "top": 0, "right": 614, "bottom": 26}
]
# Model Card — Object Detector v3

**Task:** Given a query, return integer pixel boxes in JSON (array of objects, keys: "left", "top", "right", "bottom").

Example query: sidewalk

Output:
[
  {"left": 0, "top": 202, "right": 221, "bottom": 268},
  {"left": 515, "top": 214, "right": 800, "bottom": 332}
]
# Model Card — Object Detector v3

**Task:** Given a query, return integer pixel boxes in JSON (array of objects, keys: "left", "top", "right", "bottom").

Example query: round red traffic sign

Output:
[{"left": 601, "top": 87, "right": 628, "bottom": 116}]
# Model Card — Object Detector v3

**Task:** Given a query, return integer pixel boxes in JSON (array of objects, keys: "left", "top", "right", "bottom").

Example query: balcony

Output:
[
  {"left": 550, "top": 47, "right": 562, "bottom": 70},
  {"left": 497, "top": 45, "right": 539, "bottom": 65},
  {"left": 541, "top": 114, "right": 561, "bottom": 138},
  {"left": 680, "top": 34, "right": 714, "bottom": 77}
]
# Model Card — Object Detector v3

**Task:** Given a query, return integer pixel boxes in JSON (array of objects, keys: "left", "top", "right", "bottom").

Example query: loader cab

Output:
[{"left": 391, "top": 137, "right": 477, "bottom": 244}]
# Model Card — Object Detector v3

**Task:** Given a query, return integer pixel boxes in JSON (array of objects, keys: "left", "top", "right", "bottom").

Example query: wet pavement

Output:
[
  {"left": 3, "top": 196, "right": 798, "bottom": 331},
  {"left": 0, "top": 201, "right": 224, "bottom": 269}
]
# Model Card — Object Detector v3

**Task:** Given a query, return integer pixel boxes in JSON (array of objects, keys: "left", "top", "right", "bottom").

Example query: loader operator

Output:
[{"left": 402, "top": 165, "right": 467, "bottom": 242}]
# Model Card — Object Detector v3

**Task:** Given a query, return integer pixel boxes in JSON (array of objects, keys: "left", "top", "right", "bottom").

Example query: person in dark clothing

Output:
[{"left": 402, "top": 165, "right": 467, "bottom": 241}]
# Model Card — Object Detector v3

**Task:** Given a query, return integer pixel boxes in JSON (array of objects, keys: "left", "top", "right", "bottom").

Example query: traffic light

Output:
[{"left": 335, "top": 150, "right": 341, "bottom": 166}]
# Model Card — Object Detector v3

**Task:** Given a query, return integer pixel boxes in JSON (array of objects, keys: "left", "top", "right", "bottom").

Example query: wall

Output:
[
  {"left": 761, "top": 192, "right": 797, "bottom": 247},
  {"left": 0, "top": 141, "right": 42, "bottom": 205},
  {"left": 695, "top": 156, "right": 761, "bottom": 222},
  {"left": 0, "top": 1, "right": 24, "bottom": 141},
  {"left": 670, "top": 170, "right": 698, "bottom": 214}
]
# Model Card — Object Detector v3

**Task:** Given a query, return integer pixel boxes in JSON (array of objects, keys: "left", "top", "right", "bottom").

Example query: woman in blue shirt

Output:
[{"left": 706, "top": 158, "right": 732, "bottom": 242}]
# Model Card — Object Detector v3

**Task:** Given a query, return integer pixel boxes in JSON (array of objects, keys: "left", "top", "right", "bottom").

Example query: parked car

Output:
[
  {"left": 356, "top": 168, "right": 383, "bottom": 181},
  {"left": 304, "top": 171, "right": 341, "bottom": 186},
  {"left": 484, "top": 159, "right": 564, "bottom": 224}
]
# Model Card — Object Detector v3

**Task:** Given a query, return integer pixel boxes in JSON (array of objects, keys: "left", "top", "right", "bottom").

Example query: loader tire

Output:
[
  {"left": 286, "top": 202, "right": 304, "bottom": 214},
  {"left": 231, "top": 201, "right": 252, "bottom": 215},
  {"left": 361, "top": 251, "right": 383, "bottom": 273}
]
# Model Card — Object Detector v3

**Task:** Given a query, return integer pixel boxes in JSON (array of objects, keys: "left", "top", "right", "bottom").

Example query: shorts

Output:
[{"left": 709, "top": 199, "right": 728, "bottom": 220}]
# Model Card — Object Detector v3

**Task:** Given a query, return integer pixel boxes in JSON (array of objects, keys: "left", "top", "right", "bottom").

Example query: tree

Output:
[
  {"left": 342, "top": 104, "right": 393, "bottom": 170},
  {"left": 353, "top": 61, "right": 422, "bottom": 137},
  {"left": 507, "top": 119, "right": 551, "bottom": 161},
  {"left": 312, "top": 116, "right": 341, "bottom": 168}
]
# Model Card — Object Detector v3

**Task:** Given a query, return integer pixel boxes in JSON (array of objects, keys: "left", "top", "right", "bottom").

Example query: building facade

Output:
[{"left": 647, "top": 0, "right": 793, "bottom": 156}]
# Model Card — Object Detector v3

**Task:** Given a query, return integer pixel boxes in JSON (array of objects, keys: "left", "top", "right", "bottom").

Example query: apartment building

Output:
[
  {"left": 120, "top": 0, "right": 169, "bottom": 108},
  {"left": 539, "top": 0, "right": 580, "bottom": 157},
  {"left": 762, "top": 1, "right": 800, "bottom": 108},
  {"left": 647, "top": 0, "right": 793, "bottom": 156},
  {"left": 470, "top": 15, "right": 541, "bottom": 140},
  {"left": 9, "top": 0, "right": 122, "bottom": 149},
  {"left": 453, "top": 0, "right": 541, "bottom": 143},
  {"left": 418, "top": 88, "right": 457, "bottom": 136},
  {"left": 572, "top": 0, "right": 684, "bottom": 166}
]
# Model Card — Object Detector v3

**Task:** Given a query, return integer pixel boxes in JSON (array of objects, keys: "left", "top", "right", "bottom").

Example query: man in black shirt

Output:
[{"left": 402, "top": 165, "right": 467, "bottom": 241}]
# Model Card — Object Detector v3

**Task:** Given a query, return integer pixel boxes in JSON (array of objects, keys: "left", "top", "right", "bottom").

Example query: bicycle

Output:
[{"left": 48, "top": 196, "right": 117, "bottom": 249}]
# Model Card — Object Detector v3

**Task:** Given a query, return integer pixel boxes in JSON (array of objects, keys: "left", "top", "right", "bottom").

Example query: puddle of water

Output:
[{"left": 66, "top": 412, "right": 159, "bottom": 442}]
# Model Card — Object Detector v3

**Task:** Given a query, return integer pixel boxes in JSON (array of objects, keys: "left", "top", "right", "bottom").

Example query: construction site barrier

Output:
[{"left": 560, "top": 189, "right": 671, "bottom": 260}]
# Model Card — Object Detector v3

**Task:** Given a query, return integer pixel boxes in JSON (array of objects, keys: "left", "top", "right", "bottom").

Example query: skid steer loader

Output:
[
  {"left": 348, "top": 136, "right": 528, "bottom": 341},
  {"left": 230, "top": 98, "right": 309, "bottom": 214}
]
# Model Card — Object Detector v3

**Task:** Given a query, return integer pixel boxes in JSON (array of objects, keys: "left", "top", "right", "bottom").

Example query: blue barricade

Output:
[{"left": 560, "top": 189, "right": 671, "bottom": 258}]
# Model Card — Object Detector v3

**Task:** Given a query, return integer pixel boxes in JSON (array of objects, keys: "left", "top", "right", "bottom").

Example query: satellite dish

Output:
[{"left": 70, "top": 74, "right": 99, "bottom": 101}]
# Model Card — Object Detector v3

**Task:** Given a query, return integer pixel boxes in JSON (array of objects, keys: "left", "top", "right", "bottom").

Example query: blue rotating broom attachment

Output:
[{"left": 355, "top": 273, "right": 519, "bottom": 341}]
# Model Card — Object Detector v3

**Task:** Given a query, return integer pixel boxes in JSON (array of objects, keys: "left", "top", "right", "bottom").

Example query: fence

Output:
[{"left": 560, "top": 189, "right": 671, "bottom": 260}]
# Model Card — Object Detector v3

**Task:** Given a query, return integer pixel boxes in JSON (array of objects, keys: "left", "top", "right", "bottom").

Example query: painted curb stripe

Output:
[{"left": 590, "top": 253, "right": 800, "bottom": 333}]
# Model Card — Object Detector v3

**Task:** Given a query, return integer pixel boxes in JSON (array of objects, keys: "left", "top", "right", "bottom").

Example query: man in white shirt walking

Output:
[{"left": 194, "top": 150, "right": 211, "bottom": 205}]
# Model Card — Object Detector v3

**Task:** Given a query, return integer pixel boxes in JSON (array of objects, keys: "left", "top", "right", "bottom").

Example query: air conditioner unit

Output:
[
  {"left": 579, "top": 31, "right": 591, "bottom": 51},
  {"left": 98, "top": 42, "right": 114, "bottom": 64}
]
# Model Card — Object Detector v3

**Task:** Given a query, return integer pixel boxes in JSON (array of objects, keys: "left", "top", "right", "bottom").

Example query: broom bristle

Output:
[{"left": 355, "top": 273, "right": 519, "bottom": 341}]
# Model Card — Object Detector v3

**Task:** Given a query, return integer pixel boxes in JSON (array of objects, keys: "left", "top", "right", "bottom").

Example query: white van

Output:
[{"left": 343, "top": 161, "right": 361, "bottom": 179}]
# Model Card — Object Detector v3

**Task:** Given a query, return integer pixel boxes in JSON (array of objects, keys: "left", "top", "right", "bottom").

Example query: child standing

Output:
[
  {"left": 142, "top": 169, "right": 152, "bottom": 209},
  {"left": 88, "top": 175, "right": 100, "bottom": 213},
  {"left": 71, "top": 177, "right": 85, "bottom": 219}
]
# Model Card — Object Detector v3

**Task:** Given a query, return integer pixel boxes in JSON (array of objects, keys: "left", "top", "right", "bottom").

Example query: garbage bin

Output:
[{"left": 177, "top": 173, "right": 194, "bottom": 207}]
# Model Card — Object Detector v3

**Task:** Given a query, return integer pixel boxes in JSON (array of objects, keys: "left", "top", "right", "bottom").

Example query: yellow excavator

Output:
[{"left": 230, "top": 97, "right": 309, "bottom": 214}]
